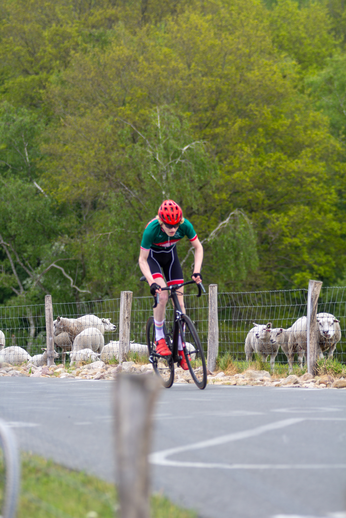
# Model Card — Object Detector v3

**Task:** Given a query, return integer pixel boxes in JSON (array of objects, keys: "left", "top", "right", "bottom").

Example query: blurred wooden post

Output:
[
  {"left": 307, "top": 280, "right": 323, "bottom": 376},
  {"left": 119, "top": 291, "right": 133, "bottom": 363},
  {"left": 45, "top": 294, "right": 55, "bottom": 367},
  {"left": 207, "top": 284, "right": 218, "bottom": 373},
  {"left": 114, "top": 374, "right": 161, "bottom": 518}
]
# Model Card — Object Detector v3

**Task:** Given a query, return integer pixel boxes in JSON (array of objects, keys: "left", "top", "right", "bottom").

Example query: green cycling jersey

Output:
[{"left": 140, "top": 218, "right": 197, "bottom": 252}]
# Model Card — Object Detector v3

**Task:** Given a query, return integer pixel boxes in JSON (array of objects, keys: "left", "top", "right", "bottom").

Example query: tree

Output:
[{"left": 267, "top": 0, "right": 337, "bottom": 74}]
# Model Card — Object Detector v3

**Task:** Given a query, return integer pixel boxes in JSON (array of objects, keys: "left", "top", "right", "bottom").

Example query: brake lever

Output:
[
  {"left": 197, "top": 282, "right": 206, "bottom": 297},
  {"left": 153, "top": 294, "right": 159, "bottom": 308}
]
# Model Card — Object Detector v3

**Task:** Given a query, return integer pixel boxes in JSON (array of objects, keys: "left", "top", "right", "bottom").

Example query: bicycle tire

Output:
[
  {"left": 146, "top": 317, "right": 174, "bottom": 388},
  {"left": 181, "top": 314, "right": 207, "bottom": 389},
  {"left": 0, "top": 419, "right": 21, "bottom": 518}
]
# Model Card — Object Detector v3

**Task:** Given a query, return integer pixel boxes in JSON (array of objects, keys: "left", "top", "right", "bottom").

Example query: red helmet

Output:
[{"left": 158, "top": 200, "right": 183, "bottom": 225}]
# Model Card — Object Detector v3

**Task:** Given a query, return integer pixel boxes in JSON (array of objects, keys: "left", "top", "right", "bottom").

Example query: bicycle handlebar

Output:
[{"left": 140, "top": 276, "right": 206, "bottom": 308}]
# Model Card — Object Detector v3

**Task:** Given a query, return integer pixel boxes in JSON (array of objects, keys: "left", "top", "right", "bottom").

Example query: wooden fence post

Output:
[
  {"left": 119, "top": 291, "right": 133, "bottom": 363},
  {"left": 307, "top": 280, "right": 323, "bottom": 376},
  {"left": 45, "top": 294, "right": 55, "bottom": 367},
  {"left": 207, "top": 284, "right": 218, "bottom": 373},
  {"left": 114, "top": 373, "right": 161, "bottom": 518}
]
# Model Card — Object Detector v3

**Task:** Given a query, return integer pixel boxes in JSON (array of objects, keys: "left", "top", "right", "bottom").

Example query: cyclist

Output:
[{"left": 139, "top": 199, "right": 203, "bottom": 370}]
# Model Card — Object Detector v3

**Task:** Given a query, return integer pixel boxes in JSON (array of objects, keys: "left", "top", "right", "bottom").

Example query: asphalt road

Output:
[{"left": 0, "top": 378, "right": 345, "bottom": 518}]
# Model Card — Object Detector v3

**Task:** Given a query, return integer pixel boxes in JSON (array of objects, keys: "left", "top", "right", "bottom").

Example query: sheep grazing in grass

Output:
[
  {"left": 54, "top": 314, "right": 116, "bottom": 341},
  {"left": 0, "top": 346, "right": 32, "bottom": 365},
  {"left": 100, "top": 342, "right": 120, "bottom": 362},
  {"left": 316, "top": 312, "right": 342, "bottom": 359},
  {"left": 0, "top": 330, "right": 5, "bottom": 351},
  {"left": 30, "top": 348, "right": 59, "bottom": 367},
  {"left": 72, "top": 327, "right": 104, "bottom": 354},
  {"left": 245, "top": 322, "right": 279, "bottom": 370},
  {"left": 67, "top": 348, "right": 101, "bottom": 365},
  {"left": 100, "top": 341, "right": 149, "bottom": 362}
]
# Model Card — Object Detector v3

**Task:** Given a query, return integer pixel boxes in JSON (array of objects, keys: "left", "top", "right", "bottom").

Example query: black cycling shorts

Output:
[{"left": 147, "top": 246, "right": 183, "bottom": 286}]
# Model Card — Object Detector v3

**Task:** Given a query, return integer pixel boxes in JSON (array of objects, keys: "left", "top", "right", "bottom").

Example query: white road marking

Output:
[
  {"left": 150, "top": 417, "right": 346, "bottom": 470},
  {"left": 196, "top": 411, "right": 265, "bottom": 417},
  {"left": 150, "top": 418, "right": 303, "bottom": 466},
  {"left": 6, "top": 421, "right": 39, "bottom": 428},
  {"left": 272, "top": 407, "right": 343, "bottom": 414},
  {"left": 272, "top": 513, "right": 346, "bottom": 518}
]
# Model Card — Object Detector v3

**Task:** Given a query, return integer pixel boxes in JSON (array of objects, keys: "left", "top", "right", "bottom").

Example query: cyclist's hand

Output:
[
  {"left": 192, "top": 273, "right": 203, "bottom": 284},
  {"left": 150, "top": 282, "right": 161, "bottom": 296}
]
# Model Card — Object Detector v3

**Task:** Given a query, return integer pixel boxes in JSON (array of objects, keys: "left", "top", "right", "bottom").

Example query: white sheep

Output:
[
  {"left": 270, "top": 327, "right": 294, "bottom": 367},
  {"left": 245, "top": 322, "right": 277, "bottom": 369},
  {"left": 67, "top": 348, "right": 101, "bottom": 364},
  {"left": 100, "top": 341, "right": 119, "bottom": 362},
  {"left": 100, "top": 341, "right": 149, "bottom": 362},
  {"left": 0, "top": 346, "right": 32, "bottom": 365},
  {"left": 72, "top": 327, "right": 104, "bottom": 353},
  {"left": 316, "top": 312, "right": 342, "bottom": 359},
  {"left": 286, "top": 312, "right": 342, "bottom": 372},
  {"left": 129, "top": 342, "right": 149, "bottom": 356},
  {"left": 30, "top": 348, "right": 59, "bottom": 367},
  {"left": 284, "top": 317, "right": 307, "bottom": 372},
  {"left": 0, "top": 330, "right": 5, "bottom": 350},
  {"left": 54, "top": 332, "right": 73, "bottom": 364},
  {"left": 76, "top": 315, "right": 116, "bottom": 334},
  {"left": 54, "top": 314, "right": 116, "bottom": 341}
]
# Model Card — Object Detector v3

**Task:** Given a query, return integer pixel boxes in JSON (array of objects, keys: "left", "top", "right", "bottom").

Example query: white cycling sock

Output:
[
  {"left": 154, "top": 319, "right": 165, "bottom": 341},
  {"left": 178, "top": 323, "right": 185, "bottom": 351}
]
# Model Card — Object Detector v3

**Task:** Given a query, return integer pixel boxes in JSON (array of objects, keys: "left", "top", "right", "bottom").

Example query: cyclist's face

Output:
[{"left": 162, "top": 222, "right": 179, "bottom": 235}]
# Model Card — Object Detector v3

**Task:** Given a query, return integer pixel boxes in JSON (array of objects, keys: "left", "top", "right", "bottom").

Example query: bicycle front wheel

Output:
[
  {"left": 181, "top": 314, "right": 207, "bottom": 389},
  {"left": 146, "top": 317, "right": 174, "bottom": 388}
]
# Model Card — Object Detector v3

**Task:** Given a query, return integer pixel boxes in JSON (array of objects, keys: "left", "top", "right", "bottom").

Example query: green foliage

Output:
[
  {"left": 268, "top": 0, "right": 337, "bottom": 74},
  {"left": 306, "top": 53, "right": 346, "bottom": 139},
  {"left": 0, "top": 0, "right": 346, "bottom": 304}
]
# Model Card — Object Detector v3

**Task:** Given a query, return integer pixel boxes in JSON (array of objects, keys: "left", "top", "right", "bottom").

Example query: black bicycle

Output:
[{"left": 143, "top": 278, "right": 207, "bottom": 390}]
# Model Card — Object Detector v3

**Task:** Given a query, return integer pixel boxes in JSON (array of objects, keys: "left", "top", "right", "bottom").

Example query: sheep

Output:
[
  {"left": 67, "top": 348, "right": 101, "bottom": 365},
  {"left": 54, "top": 332, "right": 73, "bottom": 365},
  {"left": 100, "top": 341, "right": 120, "bottom": 362},
  {"left": 269, "top": 326, "right": 296, "bottom": 369},
  {"left": 54, "top": 314, "right": 116, "bottom": 341},
  {"left": 72, "top": 327, "right": 104, "bottom": 354},
  {"left": 245, "top": 322, "right": 278, "bottom": 369},
  {"left": 0, "top": 330, "right": 5, "bottom": 351},
  {"left": 286, "top": 312, "right": 342, "bottom": 373},
  {"left": 0, "top": 346, "right": 32, "bottom": 365},
  {"left": 316, "top": 312, "right": 342, "bottom": 359},
  {"left": 100, "top": 341, "right": 149, "bottom": 362},
  {"left": 284, "top": 317, "right": 308, "bottom": 372},
  {"left": 30, "top": 348, "right": 59, "bottom": 367},
  {"left": 75, "top": 315, "right": 116, "bottom": 334}
]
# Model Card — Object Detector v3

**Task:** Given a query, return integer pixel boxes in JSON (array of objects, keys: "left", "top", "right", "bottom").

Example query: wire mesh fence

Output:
[
  {"left": 0, "top": 284, "right": 346, "bottom": 366},
  {"left": 218, "top": 288, "right": 309, "bottom": 363}
]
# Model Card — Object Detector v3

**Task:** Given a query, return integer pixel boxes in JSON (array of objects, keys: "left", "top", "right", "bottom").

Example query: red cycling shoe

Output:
[
  {"left": 178, "top": 349, "right": 189, "bottom": 370},
  {"left": 156, "top": 338, "right": 171, "bottom": 356}
]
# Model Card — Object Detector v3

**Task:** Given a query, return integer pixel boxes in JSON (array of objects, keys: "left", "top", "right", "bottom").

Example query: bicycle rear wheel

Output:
[
  {"left": 181, "top": 314, "right": 207, "bottom": 389},
  {"left": 146, "top": 317, "right": 174, "bottom": 388}
]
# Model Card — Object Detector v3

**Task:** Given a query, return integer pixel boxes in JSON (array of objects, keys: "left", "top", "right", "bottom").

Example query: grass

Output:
[
  {"left": 215, "top": 353, "right": 346, "bottom": 379},
  {"left": 316, "top": 357, "right": 346, "bottom": 377},
  {"left": 0, "top": 452, "right": 197, "bottom": 518}
]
